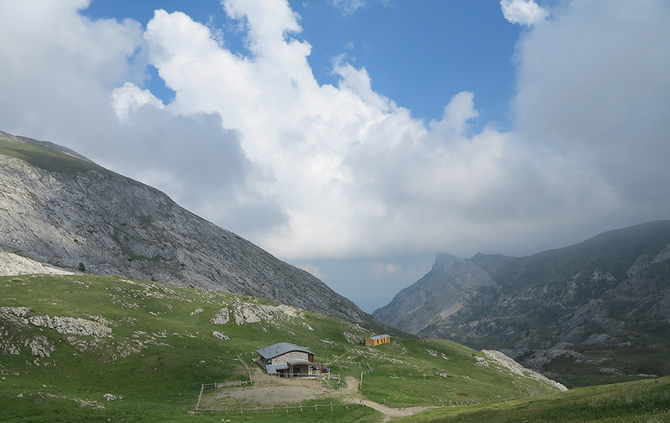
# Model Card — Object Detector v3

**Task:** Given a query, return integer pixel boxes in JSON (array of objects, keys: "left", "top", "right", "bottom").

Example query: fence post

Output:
[{"left": 195, "top": 383, "right": 204, "bottom": 410}]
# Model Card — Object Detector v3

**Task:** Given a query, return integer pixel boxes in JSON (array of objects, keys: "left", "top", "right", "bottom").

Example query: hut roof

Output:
[
  {"left": 256, "top": 342, "right": 314, "bottom": 359},
  {"left": 369, "top": 334, "right": 390, "bottom": 340}
]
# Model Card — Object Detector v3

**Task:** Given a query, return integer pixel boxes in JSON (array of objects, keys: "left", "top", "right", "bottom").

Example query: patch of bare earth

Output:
[
  {"left": 200, "top": 369, "right": 330, "bottom": 408},
  {"left": 201, "top": 369, "right": 436, "bottom": 421}
]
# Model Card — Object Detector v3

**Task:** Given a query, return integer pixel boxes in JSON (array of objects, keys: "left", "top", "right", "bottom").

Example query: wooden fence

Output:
[
  {"left": 275, "top": 372, "right": 320, "bottom": 379},
  {"left": 201, "top": 380, "right": 252, "bottom": 389},
  {"left": 196, "top": 402, "right": 363, "bottom": 415}
]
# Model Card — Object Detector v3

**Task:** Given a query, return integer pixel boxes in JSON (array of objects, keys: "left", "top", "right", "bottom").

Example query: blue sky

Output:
[
  {"left": 1, "top": 0, "right": 669, "bottom": 312},
  {"left": 83, "top": 1, "right": 522, "bottom": 129}
]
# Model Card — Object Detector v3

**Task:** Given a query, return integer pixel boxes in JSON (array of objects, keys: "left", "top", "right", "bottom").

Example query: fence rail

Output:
[
  {"left": 196, "top": 402, "right": 362, "bottom": 414},
  {"left": 202, "top": 380, "right": 252, "bottom": 389},
  {"left": 275, "top": 372, "right": 320, "bottom": 379}
]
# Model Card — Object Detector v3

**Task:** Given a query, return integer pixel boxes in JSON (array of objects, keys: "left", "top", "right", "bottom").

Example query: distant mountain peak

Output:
[{"left": 374, "top": 220, "right": 670, "bottom": 386}]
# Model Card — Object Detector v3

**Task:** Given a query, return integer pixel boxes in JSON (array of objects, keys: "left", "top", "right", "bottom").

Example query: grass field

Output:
[
  {"left": 399, "top": 376, "right": 670, "bottom": 423},
  {"left": 2, "top": 274, "right": 665, "bottom": 422}
]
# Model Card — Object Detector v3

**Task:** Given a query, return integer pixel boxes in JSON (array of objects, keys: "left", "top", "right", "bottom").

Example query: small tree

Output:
[{"left": 78, "top": 262, "right": 86, "bottom": 272}]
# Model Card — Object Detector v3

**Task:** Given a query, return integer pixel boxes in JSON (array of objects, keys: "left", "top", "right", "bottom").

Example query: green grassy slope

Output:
[
  {"left": 399, "top": 376, "right": 670, "bottom": 423},
  {"left": 0, "top": 136, "right": 113, "bottom": 176},
  {"left": 1, "top": 274, "right": 563, "bottom": 422}
]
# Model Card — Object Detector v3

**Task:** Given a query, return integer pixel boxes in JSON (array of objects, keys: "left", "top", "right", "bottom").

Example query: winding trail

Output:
[{"left": 341, "top": 376, "right": 434, "bottom": 422}]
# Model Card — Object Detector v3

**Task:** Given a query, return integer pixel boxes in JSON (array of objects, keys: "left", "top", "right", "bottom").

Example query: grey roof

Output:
[
  {"left": 369, "top": 334, "right": 390, "bottom": 340},
  {"left": 256, "top": 342, "right": 314, "bottom": 359},
  {"left": 265, "top": 364, "right": 288, "bottom": 374}
]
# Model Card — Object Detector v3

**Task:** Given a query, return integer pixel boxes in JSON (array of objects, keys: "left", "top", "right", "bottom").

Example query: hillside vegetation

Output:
[
  {"left": 1, "top": 274, "right": 565, "bottom": 422},
  {"left": 400, "top": 376, "right": 670, "bottom": 423}
]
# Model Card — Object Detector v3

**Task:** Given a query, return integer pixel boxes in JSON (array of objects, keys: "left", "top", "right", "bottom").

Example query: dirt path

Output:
[{"left": 340, "top": 376, "right": 433, "bottom": 422}]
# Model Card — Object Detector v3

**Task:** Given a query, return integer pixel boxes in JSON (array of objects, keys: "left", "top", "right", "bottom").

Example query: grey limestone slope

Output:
[
  {"left": 0, "top": 130, "right": 366, "bottom": 322},
  {"left": 372, "top": 253, "right": 496, "bottom": 333}
]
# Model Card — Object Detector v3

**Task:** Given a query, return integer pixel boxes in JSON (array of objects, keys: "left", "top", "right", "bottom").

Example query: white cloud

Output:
[
  {"left": 514, "top": 0, "right": 670, "bottom": 209},
  {"left": 0, "top": 0, "right": 144, "bottom": 140},
  {"left": 1, "top": 0, "right": 669, "bottom": 280},
  {"left": 332, "top": 0, "right": 368, "bottom": 14},
  {"left": 136, "top": 2, "right": 625, "bottom": 260},
  {"left": 501, "top": 0, "right": 548, "bottom": 26},
  {"left": 0, "top": 0, "right": 274, "bottom": 237},
  {"left": 111, "top": 82, "right": 164, "bottom": 122}
]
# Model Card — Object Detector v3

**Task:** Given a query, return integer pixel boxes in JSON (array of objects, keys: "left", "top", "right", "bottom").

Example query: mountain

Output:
[
  {"left": 0, "top": 274, "right": 567, "bottom": 422},
  {"left": 373, "top": 254, "right": 496, "bottom": 334},
  {"left": 0, "top": 130, "right": 366, "bottom": 322},
  {"left": 374, "top": 221, "right": 670, "bottom": 386}
]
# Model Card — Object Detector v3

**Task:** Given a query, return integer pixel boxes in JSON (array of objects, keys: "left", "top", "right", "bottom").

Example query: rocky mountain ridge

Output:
[
  {"left": 0, "top": 130, "right": 367, "bottom": 323},
  {"left": 374, "top": 221, "right": 670, "bottom": 385}
]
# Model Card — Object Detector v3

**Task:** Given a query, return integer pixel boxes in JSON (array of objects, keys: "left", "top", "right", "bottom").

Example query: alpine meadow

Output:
[{"left": 2, "top": 0, "right": 670, "bottom": 422}]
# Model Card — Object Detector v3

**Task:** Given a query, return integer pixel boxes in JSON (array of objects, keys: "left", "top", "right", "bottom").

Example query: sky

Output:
[{"left": 1, "top": 0, "right": 669, "bottom": 313}]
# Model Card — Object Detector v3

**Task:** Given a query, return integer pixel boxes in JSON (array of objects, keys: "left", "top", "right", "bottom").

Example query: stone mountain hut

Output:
[{"left": 256, "top": 342, "right": 318, "bottom": 378}]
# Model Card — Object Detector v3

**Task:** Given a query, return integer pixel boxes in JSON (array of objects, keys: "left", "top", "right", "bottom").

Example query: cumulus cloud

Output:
[
  {"left": 1, "top": 0, "right": 669, "bottom": 278},
  {"left": 111, "top": 82, "right": 164, "bottom": 122},
  {"left": 501, "top": 0, "right": 548, "bottom": 26},
  {"left": 0, "top": 0, "right": 143, "bottom": 140},
  {"left": 134, "top": 1, "right": 625, "bottom": 260},
  {"left": 0, "top": 0, "right": 273, "bottom": 236},
  {"left": 514, "top": 0, "right": 670, "bottom": 210}
]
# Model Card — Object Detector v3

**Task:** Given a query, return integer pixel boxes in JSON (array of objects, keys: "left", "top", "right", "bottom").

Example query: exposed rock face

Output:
[
  {"left": 374, "top": 221, "right": 670, "bottom": 381},
  {"left": 0, "top": 131, "right": 366, "bottom": 322},
  {"left": 0, "top": 252, "right": 75, "bottom": 276},
  {"left": 373, "top": 254, "right": 495, "bottom": 333},
  {"left": 0, "top": 307, "right": 55, "bottom": 357},
  {"left": 27, "top": 315, "right": 112, "bottom": 337},
  {"left": 482, "top": 350, "right": 567, "bottom": 391},
  {"left": 210, "top": 301, "right": 304, "bottom": 326}
]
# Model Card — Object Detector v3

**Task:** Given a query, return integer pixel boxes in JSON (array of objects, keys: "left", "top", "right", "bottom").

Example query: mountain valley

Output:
[
  {"left": 2, "top": 130, "right": 670, "bottom": 421},
  {"left": 374, "top": 221, "right": 670, "bottom": 387}
]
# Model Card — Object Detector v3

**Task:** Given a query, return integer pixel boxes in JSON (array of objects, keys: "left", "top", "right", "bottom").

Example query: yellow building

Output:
[{"left": 365, "top": 334, "right": 390, "bottom": 346}]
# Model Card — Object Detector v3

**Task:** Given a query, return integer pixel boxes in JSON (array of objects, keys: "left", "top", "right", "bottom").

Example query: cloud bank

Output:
[{"left": 1, "top": 0, "right": 669, "bottom": 270}]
